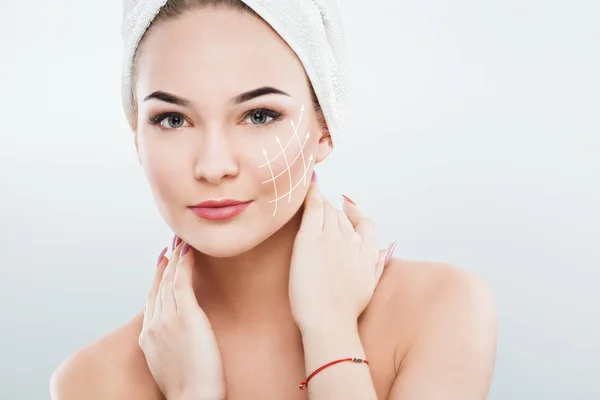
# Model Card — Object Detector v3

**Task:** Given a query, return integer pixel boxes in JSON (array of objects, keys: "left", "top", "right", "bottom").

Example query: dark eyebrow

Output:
[
  {"left": 143, "top": 86, "right": 290, "bottom": 107},
  {"left": 231, "top": 86, "right": 290, "bottom": 104},
  {"left": 143, "top": 91, "right": 190, "bottom": 107}
]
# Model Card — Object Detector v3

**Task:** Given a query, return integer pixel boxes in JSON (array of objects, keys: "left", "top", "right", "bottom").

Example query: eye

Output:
[
  {"left": 243, "top": 108, "right": 283, "bottom": 126},
  {"left": 148, "top": 113, "right": 190, "bottom": 129},
  {"left": 159, "top": 114, "right": 189, "bottom": 129}
]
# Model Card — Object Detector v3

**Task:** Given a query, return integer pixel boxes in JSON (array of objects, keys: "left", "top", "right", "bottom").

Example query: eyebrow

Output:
[
  {"left": 143, "top": 86, "right": 290, "bottom": 106},
  {"left": 231, "top": 86, "right": 290, "bottom": 104}
]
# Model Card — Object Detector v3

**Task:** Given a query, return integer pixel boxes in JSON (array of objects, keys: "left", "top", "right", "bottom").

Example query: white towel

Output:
[{"left": 120, "top": 0, "right": 350, "bottom": 142}]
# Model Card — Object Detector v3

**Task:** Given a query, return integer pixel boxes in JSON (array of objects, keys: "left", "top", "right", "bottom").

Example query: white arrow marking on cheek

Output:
[
  {"left": 275, "top": 136, "right": 293, "bottom": 202},
  {"left": 259, "top": 104, "right": 313, "bottom": 216},
  {"left": 257, "top": 104, "right": 305, "bottom": 168},
  {"left": 261, "top": 131, "right": 310, "bottom": 184},
  {"left": 267, "top": 154, "right": 314, "bottom": 204},
  {"left": 262, "top": 148, "right": 278, "bottom": 217}
]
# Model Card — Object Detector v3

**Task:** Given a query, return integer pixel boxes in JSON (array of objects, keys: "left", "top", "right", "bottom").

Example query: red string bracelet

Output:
[{"left": 299, "top": 357, "right": 370, "bottom": 390}]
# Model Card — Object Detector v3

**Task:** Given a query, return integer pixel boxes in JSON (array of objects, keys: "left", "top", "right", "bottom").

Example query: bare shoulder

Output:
[
  {"left": 363, "top": 258, "right": 498, "bottom": 369},
  {"left": 50, "top": 312, "right": 161, "bottom": 400},
  {"left": 378, "top": 257, "right": 496, "bottom": 310}
]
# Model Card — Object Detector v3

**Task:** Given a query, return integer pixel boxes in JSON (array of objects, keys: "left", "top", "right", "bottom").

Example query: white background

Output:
[{"left": 1, "top": 0, "right": 598, "bottom": 398}]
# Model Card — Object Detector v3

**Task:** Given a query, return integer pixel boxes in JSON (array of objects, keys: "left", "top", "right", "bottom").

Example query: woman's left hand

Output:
[{"left": 289, "top": 174, "right": 396, "bottom": 332}]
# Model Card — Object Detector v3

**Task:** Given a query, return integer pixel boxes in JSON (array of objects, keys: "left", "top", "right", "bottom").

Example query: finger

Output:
[
  {"left": 172, "top": 234, "right": 182, "bottom": 251},
  {"left": 336, "top": 207, "right": 356, "bottom": 238},
  {"left": 300, "top": 176, "right": 324, "bottom": 232},
  {"left": 156, "top": 239, "right": 185, "bottom": 320},
  {"left": 173, "top": 242, "right": 200, "bottom": 315},
  {"left": 143, "top": 247, "right": 168, "bottom": 329},
  {"left": 149, "top": 234, "right": 180, "bottom": 321},
  {"left": 375, "top": 241, "right": 397, "bottom": 283},
  {"left": 342, "top": 196, "right": 376, "bottom": 250},
  {"left": 161, "top": 240, "right": 184, "bottom": 316},
  {"left": 322, "top": 198, "right": 339, "bottom": 233}
]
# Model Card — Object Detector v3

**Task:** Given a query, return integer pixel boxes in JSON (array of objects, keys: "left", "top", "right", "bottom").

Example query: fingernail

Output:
[
  {"left": 180, "top": 242, "right": 190, "bottom": 257},
  {"left": 342, "top": 195, "right": 356, "bottom": 205},
  {"left": 311, "top": 171, "right": 318, "bottom": 183},
  {"left": 172, "top": 234, "right": 181, "bottom": 250},
  {"left": 384, "top": 241, "right": 397, "bottom": 266},
  {"left": 157, "top": 247, "right": 167, "bottom": 266}
]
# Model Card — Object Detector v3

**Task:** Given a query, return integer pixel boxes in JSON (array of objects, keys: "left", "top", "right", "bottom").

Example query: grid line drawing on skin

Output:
[
  {"left": 257, "top": 104, "right": 306, "bottom": 168},
  {"left": 260, "top": 104, "right": 314, "bottom": 217},
  {"left": 261, "top": 131, "right": 311, "bottom": 184},
  {"left": 262, "top": 148, "right": 279, "bottom": 217},
  {"left": 275, "top": 135, "right": 293, "bottom": 202},
  {"left": 267, "top": 154, "right": 313, "bottom": 202}
]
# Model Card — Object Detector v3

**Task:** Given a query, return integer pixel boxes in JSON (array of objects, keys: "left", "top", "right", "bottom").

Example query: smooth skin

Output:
[
  {"left": 50, "top": 6, "right": 498, "bottom": 400},
  {"left": 140, "top": 239, "right": 225, "bottom": 400},
  {"left": 50, "top": 186, "right": 498, "bottom": 399},
  {"left": 138, "top": 178, "right": 393, "bottom": 399}
]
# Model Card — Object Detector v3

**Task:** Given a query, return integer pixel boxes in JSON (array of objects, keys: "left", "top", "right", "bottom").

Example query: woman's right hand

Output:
[{"left": 139, "top": 238, "right": 226, "bottom": 400}]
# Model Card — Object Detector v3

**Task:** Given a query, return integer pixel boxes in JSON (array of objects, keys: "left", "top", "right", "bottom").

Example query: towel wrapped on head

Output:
[{"left": 120, "top": 0, "right": 350, "bottom": 143}]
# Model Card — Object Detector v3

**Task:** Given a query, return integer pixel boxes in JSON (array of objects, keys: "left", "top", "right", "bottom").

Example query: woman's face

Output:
[{"left": 133, "top": 7, "right": 331, "bottom": 257}]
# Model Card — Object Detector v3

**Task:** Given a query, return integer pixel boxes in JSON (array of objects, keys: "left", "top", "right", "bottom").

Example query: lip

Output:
[{"left": 188, "top": 199, "right": 252, "bottom": 221}]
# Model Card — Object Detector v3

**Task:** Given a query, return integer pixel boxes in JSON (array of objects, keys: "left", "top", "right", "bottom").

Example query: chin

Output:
[
  {"left": 181, "top": 216, "right": 287, "bottom": 258},
  {"left": 190, "top": 231, "right": 262, "bottom": 258}
]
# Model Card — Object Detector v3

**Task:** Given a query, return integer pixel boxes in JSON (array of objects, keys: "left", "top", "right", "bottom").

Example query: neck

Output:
[{"left": 191, "top": 207, "right": 304, "bottom": 329}]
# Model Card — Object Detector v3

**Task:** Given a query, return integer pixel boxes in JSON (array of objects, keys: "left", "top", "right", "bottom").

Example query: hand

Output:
[
  {"left": 289, "top": 175, "right": 396, "bottom": 332},
  {"left": 139, "top": 238, "right": 226, "bottom": 400}
]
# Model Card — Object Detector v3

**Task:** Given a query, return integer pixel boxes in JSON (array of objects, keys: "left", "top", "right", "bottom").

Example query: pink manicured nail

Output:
[
  {"left": 172, "top": 234, "right": 181, "bottom": 250},
  {"left": 180, "top": 242, "right": 190, "bottom": 257},
  {"left": 384, "top": 241, "right": 397, "bottom": 266},
  {"left": 311, "top": 171, "right": 318, "bottom": 183},
  {"left": 157, "top": 247, "right": 167, "bottom": 266},
  {"left": 342, "top": 195, "right": 356, "bottom": 205}
]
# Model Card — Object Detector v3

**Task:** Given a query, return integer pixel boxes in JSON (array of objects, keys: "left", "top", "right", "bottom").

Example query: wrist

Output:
[
  {"left": 299, "top": 318, "right": 358, "bottom": 340},
  {"left": 300, "top": 323, "right": 365, "bottom": 375}
]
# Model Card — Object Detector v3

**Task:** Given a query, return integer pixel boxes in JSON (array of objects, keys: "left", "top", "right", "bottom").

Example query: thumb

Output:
[{"left": 173, "top": 242, "right": 199, "bottom": 315}]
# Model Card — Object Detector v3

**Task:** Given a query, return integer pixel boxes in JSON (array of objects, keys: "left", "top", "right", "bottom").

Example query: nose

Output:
[{"left": 192, "top": 129, "right": 239, "bottom": 184}]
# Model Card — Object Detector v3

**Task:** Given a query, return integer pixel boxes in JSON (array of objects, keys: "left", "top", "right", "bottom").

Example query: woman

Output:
[{"left": 51, "top": 0, "right": 498, "bottom": 398}]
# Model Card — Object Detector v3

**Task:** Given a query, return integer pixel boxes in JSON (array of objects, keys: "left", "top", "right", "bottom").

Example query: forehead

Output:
[{"left": 135, "top": 7, "right": 306, "bottom": 98}]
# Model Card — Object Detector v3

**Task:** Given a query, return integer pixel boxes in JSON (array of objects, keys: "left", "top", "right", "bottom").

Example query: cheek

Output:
[
  {"left": 138, "top": 136, "right": 183, "bottom": 206},
  {"left": 247, "top": 119, "right": 315, "bottom": 215}
]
